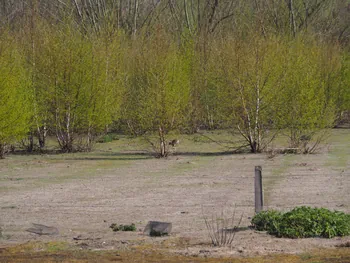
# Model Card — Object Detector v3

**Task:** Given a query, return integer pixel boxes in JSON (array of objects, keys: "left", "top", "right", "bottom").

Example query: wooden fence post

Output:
[{"left": 255, "top": 166, "right": 263, "bottom": 213}]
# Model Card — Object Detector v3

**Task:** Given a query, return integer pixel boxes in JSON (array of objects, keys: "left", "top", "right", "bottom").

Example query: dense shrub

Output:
[
  {"left": 251, "top": 206, "right": 350, "bottom": 238},
  {"left": 251, "top": 210, "right": 283, "bottom": 235}
]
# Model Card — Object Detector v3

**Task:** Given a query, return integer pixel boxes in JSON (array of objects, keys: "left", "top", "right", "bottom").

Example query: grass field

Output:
[{"left": 0, "top": 129, "right": 349, "bottom": 262}]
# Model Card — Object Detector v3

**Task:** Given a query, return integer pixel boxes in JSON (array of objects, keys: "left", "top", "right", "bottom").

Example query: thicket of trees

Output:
[{"left": 0, "top": 0, "right": 349, "bottom": 158}]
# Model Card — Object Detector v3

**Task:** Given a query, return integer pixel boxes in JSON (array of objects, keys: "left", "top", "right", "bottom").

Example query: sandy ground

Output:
[{"left": 0, "top": 130, "right": 349, "bottom": 258}]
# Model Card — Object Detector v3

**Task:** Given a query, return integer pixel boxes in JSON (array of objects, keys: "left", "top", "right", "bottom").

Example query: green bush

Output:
[
  {"left": 251, "top": 210, "right": 283, "bottom": 235},
  {"left": 251, "top": 207, "right": 350, "bottom": 238},
  {"left": 109, "top": 223, "right": 136, "bottom": 232}
]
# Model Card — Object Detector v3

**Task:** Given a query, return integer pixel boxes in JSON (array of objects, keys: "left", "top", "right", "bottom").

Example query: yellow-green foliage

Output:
[
  {"left": 36, "top": 22, "right": 125, "bottom": 151},
  {"left": 0, "top": 10, "right": 348, "bottom": 156},
  {"left": 276, "top": 37, "right": 337, "bottom": 146},
  {"left": 123, "top": 30, "right": 191, "bottom": 134},
  {"left": 339, "top": 52, "right": 350, "bottom": 112},
  {"left": 0, "top": 32, "right": 32, "bottom": 153},
  {"left": 209, "top": 35, "right": 339, "bottom": 151}
]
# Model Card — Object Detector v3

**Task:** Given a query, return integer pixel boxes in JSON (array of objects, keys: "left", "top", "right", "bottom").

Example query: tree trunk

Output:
[
  {"left": 0, "top": 144, "right": 5, "bottom": 159},
  {"left": 132, "top": 0, "right": 139, "bottom": 37},
  {"left": 28, "top": 134, "right": 34, "bottom": 152},
  {"left": 288, "top": 0, "right": 297, "bottom": 37},
  {"left": 158, "top": 125, "right": 167, "bottom": 157},
  {"left": 55, "top": 107, "right": 74, "bottom": 153},
  {"left": 254, "top": 82, "right": 261, "bottom": 153},
  {"left": 250, "top": 139, "right": 258, "bottom": 153},
  {"left": 86, "top": 125, "right": 94, "bottom": 151},
  {"left": 37, "top": 125, "right": 47, "bottom": 149}
]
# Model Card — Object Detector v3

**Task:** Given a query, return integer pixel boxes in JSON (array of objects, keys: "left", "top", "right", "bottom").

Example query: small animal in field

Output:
[{"left": 169, "top": 139, "right": 180, "bottom": 147}]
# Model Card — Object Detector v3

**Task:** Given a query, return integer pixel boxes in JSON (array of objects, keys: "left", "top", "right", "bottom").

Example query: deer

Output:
[{"left": 168, "top": 139, "right": 180, "bottom": 147}]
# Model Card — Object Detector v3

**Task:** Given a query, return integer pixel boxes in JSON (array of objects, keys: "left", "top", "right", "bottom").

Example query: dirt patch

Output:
[{"left": 0, "top": 130, "right": 349, "bottom": 259}]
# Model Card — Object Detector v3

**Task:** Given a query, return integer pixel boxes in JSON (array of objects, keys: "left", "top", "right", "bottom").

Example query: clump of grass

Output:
[
  {"left": 3, "top": 241, "right": 69, "bottom": 254},
  {"left": 110, "top": 223, "right": 136, "bottom": 232},
  {"left": 252, "top": 206, "right": 350, "bottom": 238},
  {"left": 45, "top": 241, "right": 70, "bottom": 252}
]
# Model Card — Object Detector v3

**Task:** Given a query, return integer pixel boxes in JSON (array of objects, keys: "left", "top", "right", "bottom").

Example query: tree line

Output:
[{"left": 0, "top": 0, "right": 349, "bottom": 158}]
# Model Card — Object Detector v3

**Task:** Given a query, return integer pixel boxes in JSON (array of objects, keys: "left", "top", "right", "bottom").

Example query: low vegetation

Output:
[
  {"left": 252, "top": 206, "right": 350, "bottom": 238},
  {"left": 1, "top": 241, "right": 350, "bottom": 263},
  {"left": 109, "top": 223, "right": 137, "bottom": 232},
  {"left": 203, "top": 208, "right": 243, "bottom": 247}
]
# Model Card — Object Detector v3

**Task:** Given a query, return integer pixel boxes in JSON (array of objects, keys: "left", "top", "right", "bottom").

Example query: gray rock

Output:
[
  {"left": 143, "top": 221, "right": 172, "bottom": 237},
  {"left": 26, "top": 223, "right": 59, "bottom": 235}
]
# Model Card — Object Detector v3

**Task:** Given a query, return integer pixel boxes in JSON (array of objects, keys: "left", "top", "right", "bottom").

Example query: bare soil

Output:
[{"left": 0, "top": 130, "right": 349, "bottom": 259}]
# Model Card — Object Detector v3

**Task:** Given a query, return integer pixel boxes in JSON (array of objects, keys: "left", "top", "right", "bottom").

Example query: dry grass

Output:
[
  {"left": 0, "top": 243, "right": 349, "bottom": 263},
  {"left": 0, "top": 129, "right": 349, "bottom": 262}
]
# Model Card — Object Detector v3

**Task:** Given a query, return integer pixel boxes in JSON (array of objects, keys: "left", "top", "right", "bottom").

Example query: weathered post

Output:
[{"left": 255, "top": 166, "right": 263, "bottom": 213}]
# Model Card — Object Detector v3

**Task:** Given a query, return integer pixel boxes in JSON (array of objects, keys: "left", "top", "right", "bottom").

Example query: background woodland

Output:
[{"left": 0, "top": 0, "right": 349, "bottom": 157}]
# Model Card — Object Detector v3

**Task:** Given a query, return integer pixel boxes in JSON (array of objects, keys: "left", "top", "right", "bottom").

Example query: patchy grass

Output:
[
  {"left": 326, "top": 129, "right": 350, "bottom": 169},
  {"left": 263, "top": 153, "right": 297, "bottom": 205},
  {"left": 2, "top": 242, "right": 70, "bottom": 254},
  {"left": 0, "top": 243, "right": 349, "bottom": 263}
]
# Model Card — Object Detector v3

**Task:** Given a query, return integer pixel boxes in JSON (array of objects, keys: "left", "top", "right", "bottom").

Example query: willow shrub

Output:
[{"left": 0, "top": 32, "right": 32, "bottom": 158}]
